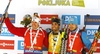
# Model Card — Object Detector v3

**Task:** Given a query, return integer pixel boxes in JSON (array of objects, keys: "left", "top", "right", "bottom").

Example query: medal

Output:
[
  {"left": 69, "top": 29, "right": 79, "bottom": 54},
  {"left": 30, "top": 27, "right": 39, "bottom": 50},
  {"left": 51, "top": 32, "right": 60, "bottom": 54}
]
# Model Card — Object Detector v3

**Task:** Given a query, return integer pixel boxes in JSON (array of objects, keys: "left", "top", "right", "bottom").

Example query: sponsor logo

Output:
[
  {"left": 18, "top": 40, "right": 24, "bottom": 50},
  {"left": 0, "top": 27, "right": 14, "bottom": 36},
  {"left": 62, "top": 15, "right": 80, "bottom": 25},
  {"left": 0, "top": 14, "right": 15, "bottom": 23},
  {"left": 40, "top": 15, "right": 58, "bottom": 24},
  {"left": 38, "top": 0, "right": 85, "bottom": 7},
  {"left": 84, "top": 15, "right": 100, "bottom": 25},
  {"left": 0, "top": 40, "right": 14, "bottom": 50},
  {"left": 86, "top": 29, "right": 97, "bottom": 39},
  {"left": 24, "top": 49, "right": 42, "bottom": 53}
]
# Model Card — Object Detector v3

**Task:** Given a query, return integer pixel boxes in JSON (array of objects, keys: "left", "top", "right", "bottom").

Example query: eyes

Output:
[
  {"left": 52, "top": 22, "right": 58, "bottom": 26},
  {"left": 32, "top": 21, "right": 38, "bottom": 24},
  {"left": 69, "top": 24, "right": 74, "bottom": 25},
  {"left": 52, "top": 23, "right": 57, "bottom": 25}
]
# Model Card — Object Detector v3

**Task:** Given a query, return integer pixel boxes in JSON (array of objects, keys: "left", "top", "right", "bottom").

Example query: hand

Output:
[
  {"left": 4, "top": 12, "right": 8, "bottom": 18},
  {"left": 91, "top": 46, "right": 97, "bottom": 51},
  {"left": 82, "top": 27, "right": 85, "bottom": 31}
]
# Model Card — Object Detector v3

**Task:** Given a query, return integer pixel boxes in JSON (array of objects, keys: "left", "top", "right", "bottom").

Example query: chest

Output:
[
  {"left": 25, "top": 30, "right": 44, "bottom": 41},
  {"left": 68, "top": 32, "right": 81, "bottom": 41},
  {"left": 49, "top": 34, "right": 62, "bottom": 44}
]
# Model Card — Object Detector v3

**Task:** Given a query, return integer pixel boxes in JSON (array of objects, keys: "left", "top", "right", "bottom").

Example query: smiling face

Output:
[
  {"left": 31, "top": 21, "right": 39, "bottom": 30},
  {"left": 51, "top": 22, "right": 60, "bottom": 33},
  {"left": 68, "top": 24, "right": 77, "bottom": 31}
]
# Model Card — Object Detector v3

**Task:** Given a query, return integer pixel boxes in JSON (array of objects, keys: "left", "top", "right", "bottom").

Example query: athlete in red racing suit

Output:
[{"left": 5, "top": 17, "right": 48, "bottom": 54}]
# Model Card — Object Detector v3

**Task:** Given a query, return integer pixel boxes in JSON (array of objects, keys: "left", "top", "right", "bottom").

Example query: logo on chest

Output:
[
  {"left": 29, "top": 32, "right": 42, "bottom": 37},
  {"left": 70, "top": 35, "right": 78, "bottom": 38},
  {"left": 53, "top": 37, "right": 57, "bottom": 42}
]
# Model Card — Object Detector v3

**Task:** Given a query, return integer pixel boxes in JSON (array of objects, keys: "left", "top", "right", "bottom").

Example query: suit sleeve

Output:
[
  {"left": 81, "top": 32, "right": 92, "bottom": 50},
  {"left": 4, "top": 17, "right": 28, "bottom": 38},
  {"left": 43, "top": 29, "right": 48, "bottom": 48}
]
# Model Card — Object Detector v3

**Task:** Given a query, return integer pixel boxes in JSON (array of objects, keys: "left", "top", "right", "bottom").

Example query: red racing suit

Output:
[
  {"left": 67, "top": 32, "right": 83, "bottom": 54},
  {"left": 5, "top": 17, "right": 48, "bottom": 54}
]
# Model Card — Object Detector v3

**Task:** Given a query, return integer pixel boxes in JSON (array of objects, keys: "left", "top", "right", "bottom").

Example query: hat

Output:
[
  {"left": 51, "top": 16, "right": 60, "bottom": 25},
  {"left": 33, "top": 12, "right": 40, "bottom": 18},
  {"left": 68, "top": 17, "right": 78, "bottom": 25},
  {"left": 32, "top": 16, "right": 41, "bottom": 25}
]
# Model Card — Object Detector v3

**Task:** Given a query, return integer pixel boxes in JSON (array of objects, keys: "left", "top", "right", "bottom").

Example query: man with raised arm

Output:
[{"left": 4, "top": 14, "right": 48, "bottom": 54}]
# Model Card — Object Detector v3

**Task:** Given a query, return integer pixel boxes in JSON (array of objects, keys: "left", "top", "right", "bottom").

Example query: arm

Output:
[
  {"left": 42, "top": 29, "right": 48, "bottom": 48},
  {"left": 81, "top": 32, "right": 92, "bottom": 50},
  {"left": 5, "top": 17, "right": 28, "bottom": 38}
]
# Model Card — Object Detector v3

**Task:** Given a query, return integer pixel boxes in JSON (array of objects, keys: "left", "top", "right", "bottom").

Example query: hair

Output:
[{"left": 51, "top": 16, "right": 60, "bottom": 25}]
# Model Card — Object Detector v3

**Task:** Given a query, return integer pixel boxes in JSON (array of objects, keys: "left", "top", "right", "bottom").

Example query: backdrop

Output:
[{"left": 0, "top": 0, "right": 100, "bottom": 54}]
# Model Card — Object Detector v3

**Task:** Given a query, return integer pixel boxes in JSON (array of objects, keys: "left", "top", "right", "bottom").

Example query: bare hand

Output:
[
  {"left": 4, "top": 12, "right": 8, "bottom": 18},
  {"left": 91, "top": 46, "right": 97, "bottom": 51}
]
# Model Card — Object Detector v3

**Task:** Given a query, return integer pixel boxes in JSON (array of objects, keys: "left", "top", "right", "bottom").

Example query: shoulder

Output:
[
  {"left": 47, "top": 32, "right": 52, "bottom": 36},
  {"left": 79, "top": 29, "right": 87, "bottom": 35},
  {"left": 60, "top": 30, "right": 62, "bottom": 35},
  {"left": 39, "top": 27, "right": 47, "bottom": 33},
  {"left": 80, "top": 31, "right": 88, "bottom": 39}
]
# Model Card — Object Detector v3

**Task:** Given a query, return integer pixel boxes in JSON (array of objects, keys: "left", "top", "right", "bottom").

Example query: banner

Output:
[
  {"left": 23, "top": 0, "right": 98, "bottom": 9},
  {"left": 84, "top": 15, "right": 100, "bottom": 25},
  {"left": 40, "top": 15, "right": 58, "bottom": 24},
  {"left": 0, "top": 27, "right": 14, "bottom": 37},
  {"left": 38, "top": 0, "right": 70, "bottom": 6},
  {"left": 86, "top": 29, "right": 97, "bottom": 39},
  {"left": 0, "top": 14, "right": 15, "bottom": 23},
  {"left": 38, "top": 0, "right": 85, "bottom": 7},
  {"left": 18, "top": 40, "right": 24, "bottom": 50},
  {"left": 0, "top": 40, "right": 14, "bottom": 50},
  {"left": 62, "top": 15, "right": 80, "bottom": 25}
]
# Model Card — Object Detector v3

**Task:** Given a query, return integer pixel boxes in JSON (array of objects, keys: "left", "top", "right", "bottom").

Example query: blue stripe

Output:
[
  {"left": 24, "top": 49, "right": 43, "bottom": 54},
  {"left": 67, "top": 52, "right": 80, "bottom": 54}
]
